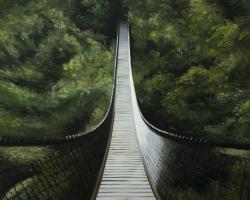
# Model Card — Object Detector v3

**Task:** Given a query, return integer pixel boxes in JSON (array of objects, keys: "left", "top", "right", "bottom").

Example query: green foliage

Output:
[
  {"left": 126, "top": 0, "right": 250, "bottom": 141},
  {"left": 0, "top": 0, "right": 116, "bottom": 137},
  {"left": 1, "top": 0, "right": 249, "bottom": 142}
]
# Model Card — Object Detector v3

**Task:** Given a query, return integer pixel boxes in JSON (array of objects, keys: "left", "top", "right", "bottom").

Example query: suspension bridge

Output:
[{"left": 0, "top": 22, "right": 250, "bottom": 200}]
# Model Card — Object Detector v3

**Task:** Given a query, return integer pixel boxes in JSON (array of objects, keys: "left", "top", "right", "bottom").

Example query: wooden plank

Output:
[
  {"left": 98, "top": 193, "right": 155, "bottom": 197},
  {"left": 96, "top": 23, "right": 155, "bottom": 199},
  {"left": 100, "top": 185, "right": 152, "bottom": 189},
  {"left": 96, "top": 197, "right": 156, "bottom": 200}
]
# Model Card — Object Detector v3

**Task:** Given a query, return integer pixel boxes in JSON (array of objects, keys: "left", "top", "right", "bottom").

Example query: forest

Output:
[
  {"left": 0, "top": 0, "right": 124, "bottom": 137},
  {"left": 0, "top": 0, "right": 250, "bottom": 142},
  {"left": 127, "top": 0, "right": 250, "bottom": 141}
]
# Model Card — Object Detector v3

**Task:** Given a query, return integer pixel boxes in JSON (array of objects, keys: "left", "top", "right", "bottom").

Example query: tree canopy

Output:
[
  {"left": 1, "top": 0, "right": 250, "bottom": 142},
  {"left": 126, "top": 0, "right": 250, "bottom": 141},
  {"left": 0, "top": 0, "right": 124, "bottom": 137}
]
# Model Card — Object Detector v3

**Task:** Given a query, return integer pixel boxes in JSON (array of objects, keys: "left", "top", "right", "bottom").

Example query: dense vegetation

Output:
[
  {"left": 126, "top": 0, "right": 250, "bottom": 141},
  {"left": 0, "top": 0, "right": 249, "bottom": 142},
  {"left": 0, "top": 0, "right": 124, "bottom": 137}
]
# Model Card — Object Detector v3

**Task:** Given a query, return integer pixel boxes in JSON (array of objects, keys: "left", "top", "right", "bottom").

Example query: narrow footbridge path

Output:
[{"left": 96, "top": 23, "right": 156, "bottom": 199}]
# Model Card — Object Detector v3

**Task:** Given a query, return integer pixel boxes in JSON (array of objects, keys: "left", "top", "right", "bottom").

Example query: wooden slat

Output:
[{"left": 96, "top": 23, "right": 156, "bottom": 199}]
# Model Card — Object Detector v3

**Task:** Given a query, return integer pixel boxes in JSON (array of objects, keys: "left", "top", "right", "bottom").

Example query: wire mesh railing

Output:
[
  {"left": 136, "top": 125, "right": 250, "bottom": 200},
  {"left": 1, "top": 130, "right": 110, "bottom": 200}
]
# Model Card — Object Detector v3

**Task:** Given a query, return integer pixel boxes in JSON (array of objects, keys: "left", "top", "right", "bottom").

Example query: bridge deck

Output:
[{"left": 96, "top": 23, "right": 155, "bottom": 199}]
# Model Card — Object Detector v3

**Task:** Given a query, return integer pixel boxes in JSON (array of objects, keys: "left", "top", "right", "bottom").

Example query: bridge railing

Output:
[
  {"left": 0, "top": 25, "right": 120, "bottom": 200},
  {"left": 128, "top": 24, "right": 250, "bottom": 200}
]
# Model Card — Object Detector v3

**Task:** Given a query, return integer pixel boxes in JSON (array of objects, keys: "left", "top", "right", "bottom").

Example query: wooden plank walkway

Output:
[{"left": 96, "top": 23, "right": 156, "bottom": 200}]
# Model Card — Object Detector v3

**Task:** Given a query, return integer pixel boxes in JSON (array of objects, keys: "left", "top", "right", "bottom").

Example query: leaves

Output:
[
  {"left": 127, "top": 0, "right": 250, "bottom": 141},
  {"left": 0, "top": 0, "right": 115, "bottom": 137}
]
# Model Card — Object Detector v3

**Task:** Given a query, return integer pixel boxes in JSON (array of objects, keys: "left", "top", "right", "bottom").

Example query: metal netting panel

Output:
[
  {"left": 0, "top": 118, "right": 111, "bottom": 200},
  {"left": 137, "top": 128, "right": 250, "bottom": 200}
]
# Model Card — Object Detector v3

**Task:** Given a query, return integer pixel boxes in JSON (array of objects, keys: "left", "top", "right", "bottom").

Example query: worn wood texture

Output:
[{"left": 96, "top": 23, "right": 156, "bottom": 200}]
